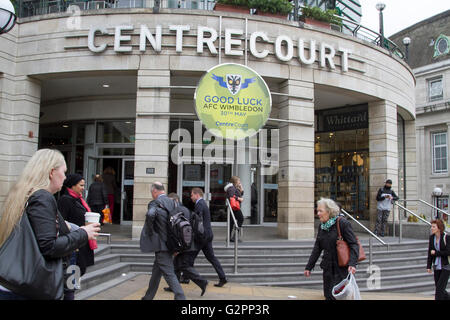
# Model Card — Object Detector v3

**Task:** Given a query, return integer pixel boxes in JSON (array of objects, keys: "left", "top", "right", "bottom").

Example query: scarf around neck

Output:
[
  {"left": 321, "top": 216, "right": 338, "bottom": 232},
  {"left": 67, "top": 188, "right": 91, "bottom": 212}
]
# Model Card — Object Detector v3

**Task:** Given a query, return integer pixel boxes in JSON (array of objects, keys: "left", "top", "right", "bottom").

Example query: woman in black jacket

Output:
[
  {"left": 58, "top": 174, "right": 96, "bottom": 278},
  {"left": 87, "top": 174, "right": 109, "bottom": 225},
  {"left": 0, "top": 149, "right": 100, "bottom": 300},
  {"left": 304, "top": 198, "right": 359, "bottom": 300},
  {"left": 427, "top": 219, "right": 450, "bottom": 300},
  {"left": 224, "top": 176, "right": 244, "bottom": 241}
]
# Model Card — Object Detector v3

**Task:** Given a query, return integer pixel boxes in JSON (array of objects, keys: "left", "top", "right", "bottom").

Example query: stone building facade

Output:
[{"left": 0, "top": 8, "right": 416, "bottom": 239}]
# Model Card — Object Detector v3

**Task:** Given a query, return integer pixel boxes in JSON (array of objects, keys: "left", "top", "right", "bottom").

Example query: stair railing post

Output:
[
  {"left": 226, "top": 200, "right": 230, "bottom": 248},
  {"left": 234, "top": 225, "right": 238, "bottom": 274},
  {"left": 399, "top": 206, "right": 403, "bottom": 243},
  {"left": 392, "top": 204, "right": 395, "bottom": 238}
]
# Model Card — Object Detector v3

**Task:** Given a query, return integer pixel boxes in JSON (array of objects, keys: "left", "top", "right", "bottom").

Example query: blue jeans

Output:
[{"left": 0, "top": 289, "right": 28, "bottom": 300}]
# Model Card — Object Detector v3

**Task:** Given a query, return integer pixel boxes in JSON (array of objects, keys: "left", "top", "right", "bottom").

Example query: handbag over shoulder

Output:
[
  {"left": 229, "top": 196, "right": 240, "bottom": 211},
  {"left": 0, "top": 205, "right": 64, "bottom": 300},
  {"left": 336, "top": 217, "right": 366, "bottom": 267}
]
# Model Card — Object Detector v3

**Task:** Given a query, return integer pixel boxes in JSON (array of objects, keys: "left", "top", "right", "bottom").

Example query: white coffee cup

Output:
[{"left": 85, "top": 212, "right": 101, "bottom": 224}]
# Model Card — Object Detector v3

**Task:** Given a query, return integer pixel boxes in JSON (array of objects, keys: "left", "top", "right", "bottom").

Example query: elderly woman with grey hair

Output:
[{"left": 304, "top": 198, "right": 359, "bottom": 300}]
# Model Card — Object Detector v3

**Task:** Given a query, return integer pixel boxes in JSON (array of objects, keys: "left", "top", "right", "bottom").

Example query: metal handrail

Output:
[
  {"left": 395, "top": 203, "right": 432, "bottom": 226},
  {"left": 399, "top": 199, "right": 449, "bottom": 217},
  {"left": 225, "top": 198, "right": 240, "bottom": 274},
  {"left": 341, "top": 209, "right": 387, "bottom": 246},
  {"left": 331, "top": 15, "right": 405, "bottom": 59},
  {"left": 394, "top": 202, "right": 431, "bottom": 243},
  {"left": 97, "top": 232, "right": 111, "bottom": 244},
  {"left": 341, "top": 209, "right": 388, "bottom": 267}
]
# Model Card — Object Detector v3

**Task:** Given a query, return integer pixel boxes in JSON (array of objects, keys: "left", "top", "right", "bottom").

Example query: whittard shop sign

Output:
[
  {"left": 316, "top": 104, "right": 368, "bottom": 132},
  {"left": 194, "top": 63, "right": 271, "bottom": 140}
]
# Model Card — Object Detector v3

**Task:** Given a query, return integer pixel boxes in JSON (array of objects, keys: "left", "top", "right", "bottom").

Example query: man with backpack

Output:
[
  {"left": 139, "top": 182, "right": 186, "bottom": 300},
  {"left": 191, "top": 188, "right": 228, "bottom": 287},
  {"left": 164, "top": 193, "right": 208, "bottom": 296}
]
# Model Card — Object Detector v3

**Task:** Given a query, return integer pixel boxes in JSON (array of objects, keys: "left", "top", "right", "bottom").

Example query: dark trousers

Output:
[
  {"left": 322, "top": 267, "right": 346, "bottom": 300},
  {"left": 434, "top": 269, "right": 450, "bottom": 300},
  {"left": 176, "top": 251, "right": 207, "bottom": 289},
  {"left": 143, "top": 251, "right": 186, "bottom": 300},
  {"left": 0, "top": 290, "right": 28, "bottom": 300},
  {"left": 90, "top": 205, "right": 105, "bottom": 224},
  {"left": 230, "top": 209, "right": 244, "bottom": 236},
  {"left": 195, "top": 241, "right": 226, "bottom": 281}
]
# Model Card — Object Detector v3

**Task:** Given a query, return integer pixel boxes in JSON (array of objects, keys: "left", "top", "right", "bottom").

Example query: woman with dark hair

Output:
[
  {"left": 427, "top": 219, "right": 450, "bottom": 300},
  {"left": 57, "top": 173, "right": 96, "bottom": 299},
  {"left": 224, "top": 176, "right": 244, "bottom": 242}
]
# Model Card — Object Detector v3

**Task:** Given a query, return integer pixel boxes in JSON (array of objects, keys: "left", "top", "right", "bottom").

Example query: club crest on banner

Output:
[{"left": 195, "top": 63, "right": 272, "bottom": 140}]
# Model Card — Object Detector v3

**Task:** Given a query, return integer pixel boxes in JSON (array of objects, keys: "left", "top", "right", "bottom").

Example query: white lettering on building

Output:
[{"left": 87, "top": 24, "right": 351, "bottom": 72}]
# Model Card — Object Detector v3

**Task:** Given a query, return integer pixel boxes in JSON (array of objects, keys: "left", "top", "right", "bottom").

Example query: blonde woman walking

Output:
[{"left": 0, "top": 149, "right": 100, "bottom": 300}]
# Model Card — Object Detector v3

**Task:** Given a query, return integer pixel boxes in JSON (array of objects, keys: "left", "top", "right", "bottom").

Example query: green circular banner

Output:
[{"left": 194, "top": 63, "right": 272, "bottom": 140}]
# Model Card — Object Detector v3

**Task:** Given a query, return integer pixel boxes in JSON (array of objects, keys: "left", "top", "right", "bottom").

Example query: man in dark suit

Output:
[
  {"left": 164, "top": 193, "right": 208, "bottom": 296},
  {"left": 190, "top": 187, "right": 228, "bottom": 287},
  {"left": 139, "top": 182, "right": 186, "bottom": 300}
]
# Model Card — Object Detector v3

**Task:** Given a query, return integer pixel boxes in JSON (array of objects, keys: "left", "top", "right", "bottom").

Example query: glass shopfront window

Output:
[
  {"left": 39, "top": 120, "right": 136, "bottom": 225},
  {"left": 39, "top": 123, "right": 73, "bottom": 146},
  {"left": 96, "top": 121, "right": 136, "bottom": 143},
  {"left": 169, "top": 119, "right": 279, "bottom": 225},
  {"left": 315, "top": 104, "right": 370, "bottom": 220}
]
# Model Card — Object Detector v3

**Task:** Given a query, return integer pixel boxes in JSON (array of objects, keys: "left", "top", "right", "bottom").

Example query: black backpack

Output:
[
  {"left": 190, "top": 210, "right": 208, "bottom": 246},
  {"left": 160, "top": 201, "right": 193, "bottom": 253}
]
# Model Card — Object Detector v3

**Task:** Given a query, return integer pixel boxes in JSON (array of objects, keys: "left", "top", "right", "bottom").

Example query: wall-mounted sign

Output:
[
  {"left": 316, "top": 104, "right": 368, "bottom": 133},
  {"left": 194, "top": 63, "right": 272, "bottom": 140},
  {"left": 146, "top": 168, "right": 155, "bottom": 174},
  {"left": 84, "top": 24, "right": 353, "bottom": 72}
]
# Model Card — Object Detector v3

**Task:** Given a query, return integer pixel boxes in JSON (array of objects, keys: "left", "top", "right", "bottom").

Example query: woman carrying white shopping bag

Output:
[
  {"left": 304, "top": 198, "right": 360, "bottom": 300},
  {"left": 332, "top": 272, "right": 361, "bottom": 300}
]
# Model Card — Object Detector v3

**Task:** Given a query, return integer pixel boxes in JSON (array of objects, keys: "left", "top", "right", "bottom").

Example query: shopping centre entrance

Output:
[{"left": 86, "top": 157, "right": 135, "bottom": 225}]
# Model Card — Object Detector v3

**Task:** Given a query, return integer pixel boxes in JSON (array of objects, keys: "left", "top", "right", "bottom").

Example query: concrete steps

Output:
[{"left": 76, "top": 239, "right": 438, "bottom": 299}]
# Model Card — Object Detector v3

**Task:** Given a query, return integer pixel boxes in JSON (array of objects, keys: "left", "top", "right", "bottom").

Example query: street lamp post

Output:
[
  {"left": 433, "top": 187, "right": 443, "bottom": 219},
  {"left": 403, "top": 37, "right": 411, "bottom": 63},
  {"left": 0, "top": 0, "right": 16, "bottom": 34},
  {"left": 293, "top": 0, "right": 299, "bottom": 22},
  {"left": 376, "top": 2, "right": 386, "bottom": 48}
]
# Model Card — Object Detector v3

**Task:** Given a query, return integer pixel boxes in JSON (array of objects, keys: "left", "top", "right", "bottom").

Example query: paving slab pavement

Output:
[{"left": 86, "top": 274, "right": 433, "bottom": 301}]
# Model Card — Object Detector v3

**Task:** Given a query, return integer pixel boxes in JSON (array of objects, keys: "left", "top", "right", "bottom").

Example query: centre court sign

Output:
[{"left": 87, "top": 24, "right": 352, "bottom": 72}]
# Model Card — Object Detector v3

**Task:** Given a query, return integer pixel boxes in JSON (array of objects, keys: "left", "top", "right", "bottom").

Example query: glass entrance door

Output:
[
  {"left": 86, "top": 156, "right": 134, "bottom": 225},
  {"left": 179, "top": 162, "right": 232, "bottom": 223},
  {"left": 121, "top": 159, "right": 134, "bottom": 225},
  {"left": 181, "top": 163, "right": 206, "bottom": 211},
  {"left": 208, "top": 164, "right": 232, "bottom": 222}
]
